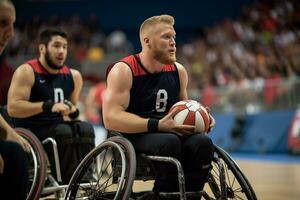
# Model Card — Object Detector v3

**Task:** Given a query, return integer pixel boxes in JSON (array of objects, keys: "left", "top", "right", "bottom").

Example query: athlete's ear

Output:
[
  {"left": 39, "top": 44, "right": 46, "bottom": 54},
  {"left": 144, "top": 37, "right": 150, "bottom": 46}
]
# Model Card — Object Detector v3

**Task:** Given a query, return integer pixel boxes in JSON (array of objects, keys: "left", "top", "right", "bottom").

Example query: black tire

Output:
[
  {"left": 15, "top": 128, "right": 46, "bottom": 200},
  {"left": 64, "top": 137, "right": 136, "bottom": 200},
  {"left": 107, "top": 136, "right": 136, "bottom": 199},
  {"left": 206, "top": 144, "right": 257, "bottom": 200}
]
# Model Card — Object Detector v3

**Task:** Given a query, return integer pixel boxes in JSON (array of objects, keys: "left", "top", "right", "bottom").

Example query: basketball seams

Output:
[
  {"left": 184, "top": 110, "right": 195, "bottom": 126},
  {"left": 195, "top": 111, "right": 205, "bottom": 132},
  {"left": 170, "top": 100, "right": 211, "bottom": 134},
  {"left": 174, "top": 109, "right": 189, "bottom": 125},
  {"left": 170, "top": 104, "right": 188, "bottom": 116},
  {"left": 198, "top": 107, "right": 210, "bottom": 133}
]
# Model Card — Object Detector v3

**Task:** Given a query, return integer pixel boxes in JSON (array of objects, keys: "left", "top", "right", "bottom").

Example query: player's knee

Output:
[
  {"left": 192, "top": 134, "right": 213, "bottom": 149},
  {"left": 75, "top": 121, "right": 95, "bottom": 138},
  {"left": 55, "top": 124, "right": 73, "bottom": 139},
  {"left": 160, "top": 134, "right": 181, "bottom": 157},
  {"left": 201, "top": 135, "right": 213, "bottom": 149}
]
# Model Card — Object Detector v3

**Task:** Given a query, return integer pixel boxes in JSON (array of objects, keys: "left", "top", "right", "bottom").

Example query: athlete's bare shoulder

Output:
[
  {"left": 174, "top": 62, "right": 186, "bottom": 70},
  {"left": 108, "top": 61, "right": 132, "bottom": 78},
  {"left": 70, "top": 68, "right": 82, "bottom": 78},
  {"left": 13, "top": 63, "right": 34, "bottom": 83}
]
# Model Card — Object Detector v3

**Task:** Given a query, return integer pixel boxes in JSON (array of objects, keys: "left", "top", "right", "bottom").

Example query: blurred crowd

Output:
[
  {"left": 5, "top": 13, "right": 134, "bottom": 65},
  {"left": 1, "top": 0, "right": 300, "bottom": 119},
  {"left": 178, "top": 0, "right": 300, "bottom": 113}
]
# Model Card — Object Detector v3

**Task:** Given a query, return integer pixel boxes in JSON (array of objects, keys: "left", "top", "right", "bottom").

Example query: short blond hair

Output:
[{"left": 139, "top": 14, "right": 174, "bottom": 42}]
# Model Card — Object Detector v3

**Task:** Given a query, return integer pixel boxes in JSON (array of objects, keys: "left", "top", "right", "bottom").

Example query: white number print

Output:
[
  {"left": 156, "top": 89, "right": 168, "bottom": 112},
  {"left": 54, "top": 88, "right": 64, "bottom": 103}
]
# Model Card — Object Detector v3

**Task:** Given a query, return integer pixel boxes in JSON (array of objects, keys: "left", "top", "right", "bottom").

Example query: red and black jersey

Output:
[
  {"left": 107, "top": 54, "right": 180, "bottom": 119},
  {"left": 14, "top": 59, "right": 74, "bottom": 129}
]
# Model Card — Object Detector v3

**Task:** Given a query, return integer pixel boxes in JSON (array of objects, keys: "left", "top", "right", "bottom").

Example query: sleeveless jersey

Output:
[
  {"left": 107, "top": 54, "right": 180, "bottom": 119},
  {"left": 14, "top": 59, "right": 74, "bottom": 129}
]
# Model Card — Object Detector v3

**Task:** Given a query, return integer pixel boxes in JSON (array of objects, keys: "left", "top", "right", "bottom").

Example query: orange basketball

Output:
[{"left": 169, "top": 100, "right": 211, "bottom": 133}]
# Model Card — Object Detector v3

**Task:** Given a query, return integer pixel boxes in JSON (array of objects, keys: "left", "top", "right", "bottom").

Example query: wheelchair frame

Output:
[
  {"left": 125, "top": 145, "right": 257, "bottom": 200},
  {"left": 17, "top": 126, "right": 257, "bottom": 200},
  {"left": 15, "top": 128, "right": 136, "bottom": 200},
  {"left": 107, "top": 131, "right": 257, "bottom": 200},
  {"left": 16, "top": 127, "right": 72, "bottom": 199}
]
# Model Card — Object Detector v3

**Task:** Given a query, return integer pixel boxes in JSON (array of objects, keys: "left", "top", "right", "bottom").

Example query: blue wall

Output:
[
  {"left": 210, "top": 110, "right": 296, "bottom": 153},
  {"left": 14, "top": 0, "right": 253, "bottom": 49}
]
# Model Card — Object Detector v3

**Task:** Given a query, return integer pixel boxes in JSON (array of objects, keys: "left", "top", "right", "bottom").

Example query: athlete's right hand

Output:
[
  {"left": 6, "top": 129, "right": 31, "bottom": 153},
  {"left": 52, "top": 102, "right": 71, "bottom": 116},
  {"left": 158, "top": 107, "right": 195, "bottom": 136}
]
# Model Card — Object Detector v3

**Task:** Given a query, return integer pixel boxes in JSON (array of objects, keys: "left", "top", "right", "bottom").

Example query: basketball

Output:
[{"left": 169, "top": 100, "right": 212, "bottom": 133}]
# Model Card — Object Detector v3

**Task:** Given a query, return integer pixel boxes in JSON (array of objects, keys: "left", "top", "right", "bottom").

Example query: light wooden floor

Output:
[
  {"left": 237, "top": 160, "right": 300, "bottom": 200},
  {"left": 132, "top": 159, "right": 300, "bottom": 200},
  {"left": 40, "top": 158, "right": 300, "bottom": 200}
]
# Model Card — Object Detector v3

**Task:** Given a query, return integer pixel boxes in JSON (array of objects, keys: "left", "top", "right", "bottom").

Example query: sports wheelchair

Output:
[
  {"left": 0, "top": 105, "right": 135, "bottom": 199},
  {"left": 66, "top": 131, "right": 257, "bottom": 200},
  {"left": 14, "top": 128, "right": 136, "bottom": 200}
]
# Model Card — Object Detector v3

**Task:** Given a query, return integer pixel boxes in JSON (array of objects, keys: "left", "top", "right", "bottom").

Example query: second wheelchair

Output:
[{"left": 15, "top": 128, "right": 136, "bottom": 200}]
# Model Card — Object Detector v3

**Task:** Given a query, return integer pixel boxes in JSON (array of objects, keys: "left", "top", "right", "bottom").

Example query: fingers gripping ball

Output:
[{"left": 170, "top": 100, "right": 212, "bottom": 134}]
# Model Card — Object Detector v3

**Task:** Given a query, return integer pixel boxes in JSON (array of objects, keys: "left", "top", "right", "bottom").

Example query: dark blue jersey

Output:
[
  {"left": 107, "top": 54, "right": 180, "bottom": 119},
  {"left": 14, "top": 59, "right": 74, "bottom": 129}
]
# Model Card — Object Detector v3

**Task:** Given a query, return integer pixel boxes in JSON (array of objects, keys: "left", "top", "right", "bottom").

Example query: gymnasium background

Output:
[{"left": 1, "top": 0, "right": 300, "bottom": 199}]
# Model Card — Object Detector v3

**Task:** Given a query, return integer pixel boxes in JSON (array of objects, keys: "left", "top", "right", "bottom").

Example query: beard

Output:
[
  {"left": 45, "top": 49, "right": 63, "bottom": 70},
  {"left": 152, "top": 46, "right": 176, "bottom": 65}
]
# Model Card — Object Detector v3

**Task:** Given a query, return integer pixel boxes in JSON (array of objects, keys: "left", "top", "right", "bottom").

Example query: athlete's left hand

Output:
[
  {"left": 63, "top": 100, "right": 77, "bottom": 114},
  {"left": 62, "top": 100, "right": 77, "bottom": 121}
]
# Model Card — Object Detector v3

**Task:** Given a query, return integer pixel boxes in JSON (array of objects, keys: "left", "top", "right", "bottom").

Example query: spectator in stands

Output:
[
  {"left": 84, "top": 80, "right": 107, "bottom": 146},
  {"left": 85, "top": 81, "right": 106, "bottom": 126}
]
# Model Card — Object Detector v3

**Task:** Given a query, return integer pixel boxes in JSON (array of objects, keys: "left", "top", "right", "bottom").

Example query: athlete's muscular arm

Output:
[
  {"left": 103, "top": 62, "right": 148, "bottom": 133},
  {"left": 7, "top": 64, "right": 43, "bottom": 118},
  {"left": 8, "top": 64, "right": 70, "bottom": 118},
  {"left": 176, "top": 62, "right": 189, "bottom": 100},
  {"left": 59, "top": 69, "right": 82, "bottom": 121},
  {"left": 68, "top": 69, "right": 83, "bottom": 113},
  {"left": 103, "top": 62, "right": 194, "bottom": 134},
  {"left": 0, "top": 115, "right": 30, "bottom": 152}
]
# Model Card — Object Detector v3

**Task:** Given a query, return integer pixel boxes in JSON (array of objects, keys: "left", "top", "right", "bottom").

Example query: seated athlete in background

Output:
[{"left": 7, "top": 27, "right": 95, "bottom": 184}]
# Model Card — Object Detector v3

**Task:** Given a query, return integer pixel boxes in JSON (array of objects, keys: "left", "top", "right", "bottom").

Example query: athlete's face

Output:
[
  {"left": 149, "top": 23, "right": 176, "bottom": 64},
  {"left": 44, "top": 35, "right": 68, "bottom": 69},
  {"left": 0, "top": 1, "right": 15, "bottom": 55}
]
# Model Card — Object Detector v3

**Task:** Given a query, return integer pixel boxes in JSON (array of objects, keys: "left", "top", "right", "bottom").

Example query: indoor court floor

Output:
[
  {"left": 233, "top": 153, "right": 300, "bottom": 200},
  {"left": 40, "top": 153, "right": 300, "bottom": 200},
  {"left": 132, "top": 153, "right": 300, "bottom": 200}
]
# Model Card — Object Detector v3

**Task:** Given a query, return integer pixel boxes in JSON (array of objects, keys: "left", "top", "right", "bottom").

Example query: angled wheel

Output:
[
  {"left": 15, "top": 128, "right": 46, "bottom": 200},
  {"left": 107, "top": 136, "right": 136, "bottom": 199},
  {"left": 204, "top": 144, "right": 257, "bottom": 200},
  {"left": 64, "top": 136, "right": 136, "bottom": 200}
]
